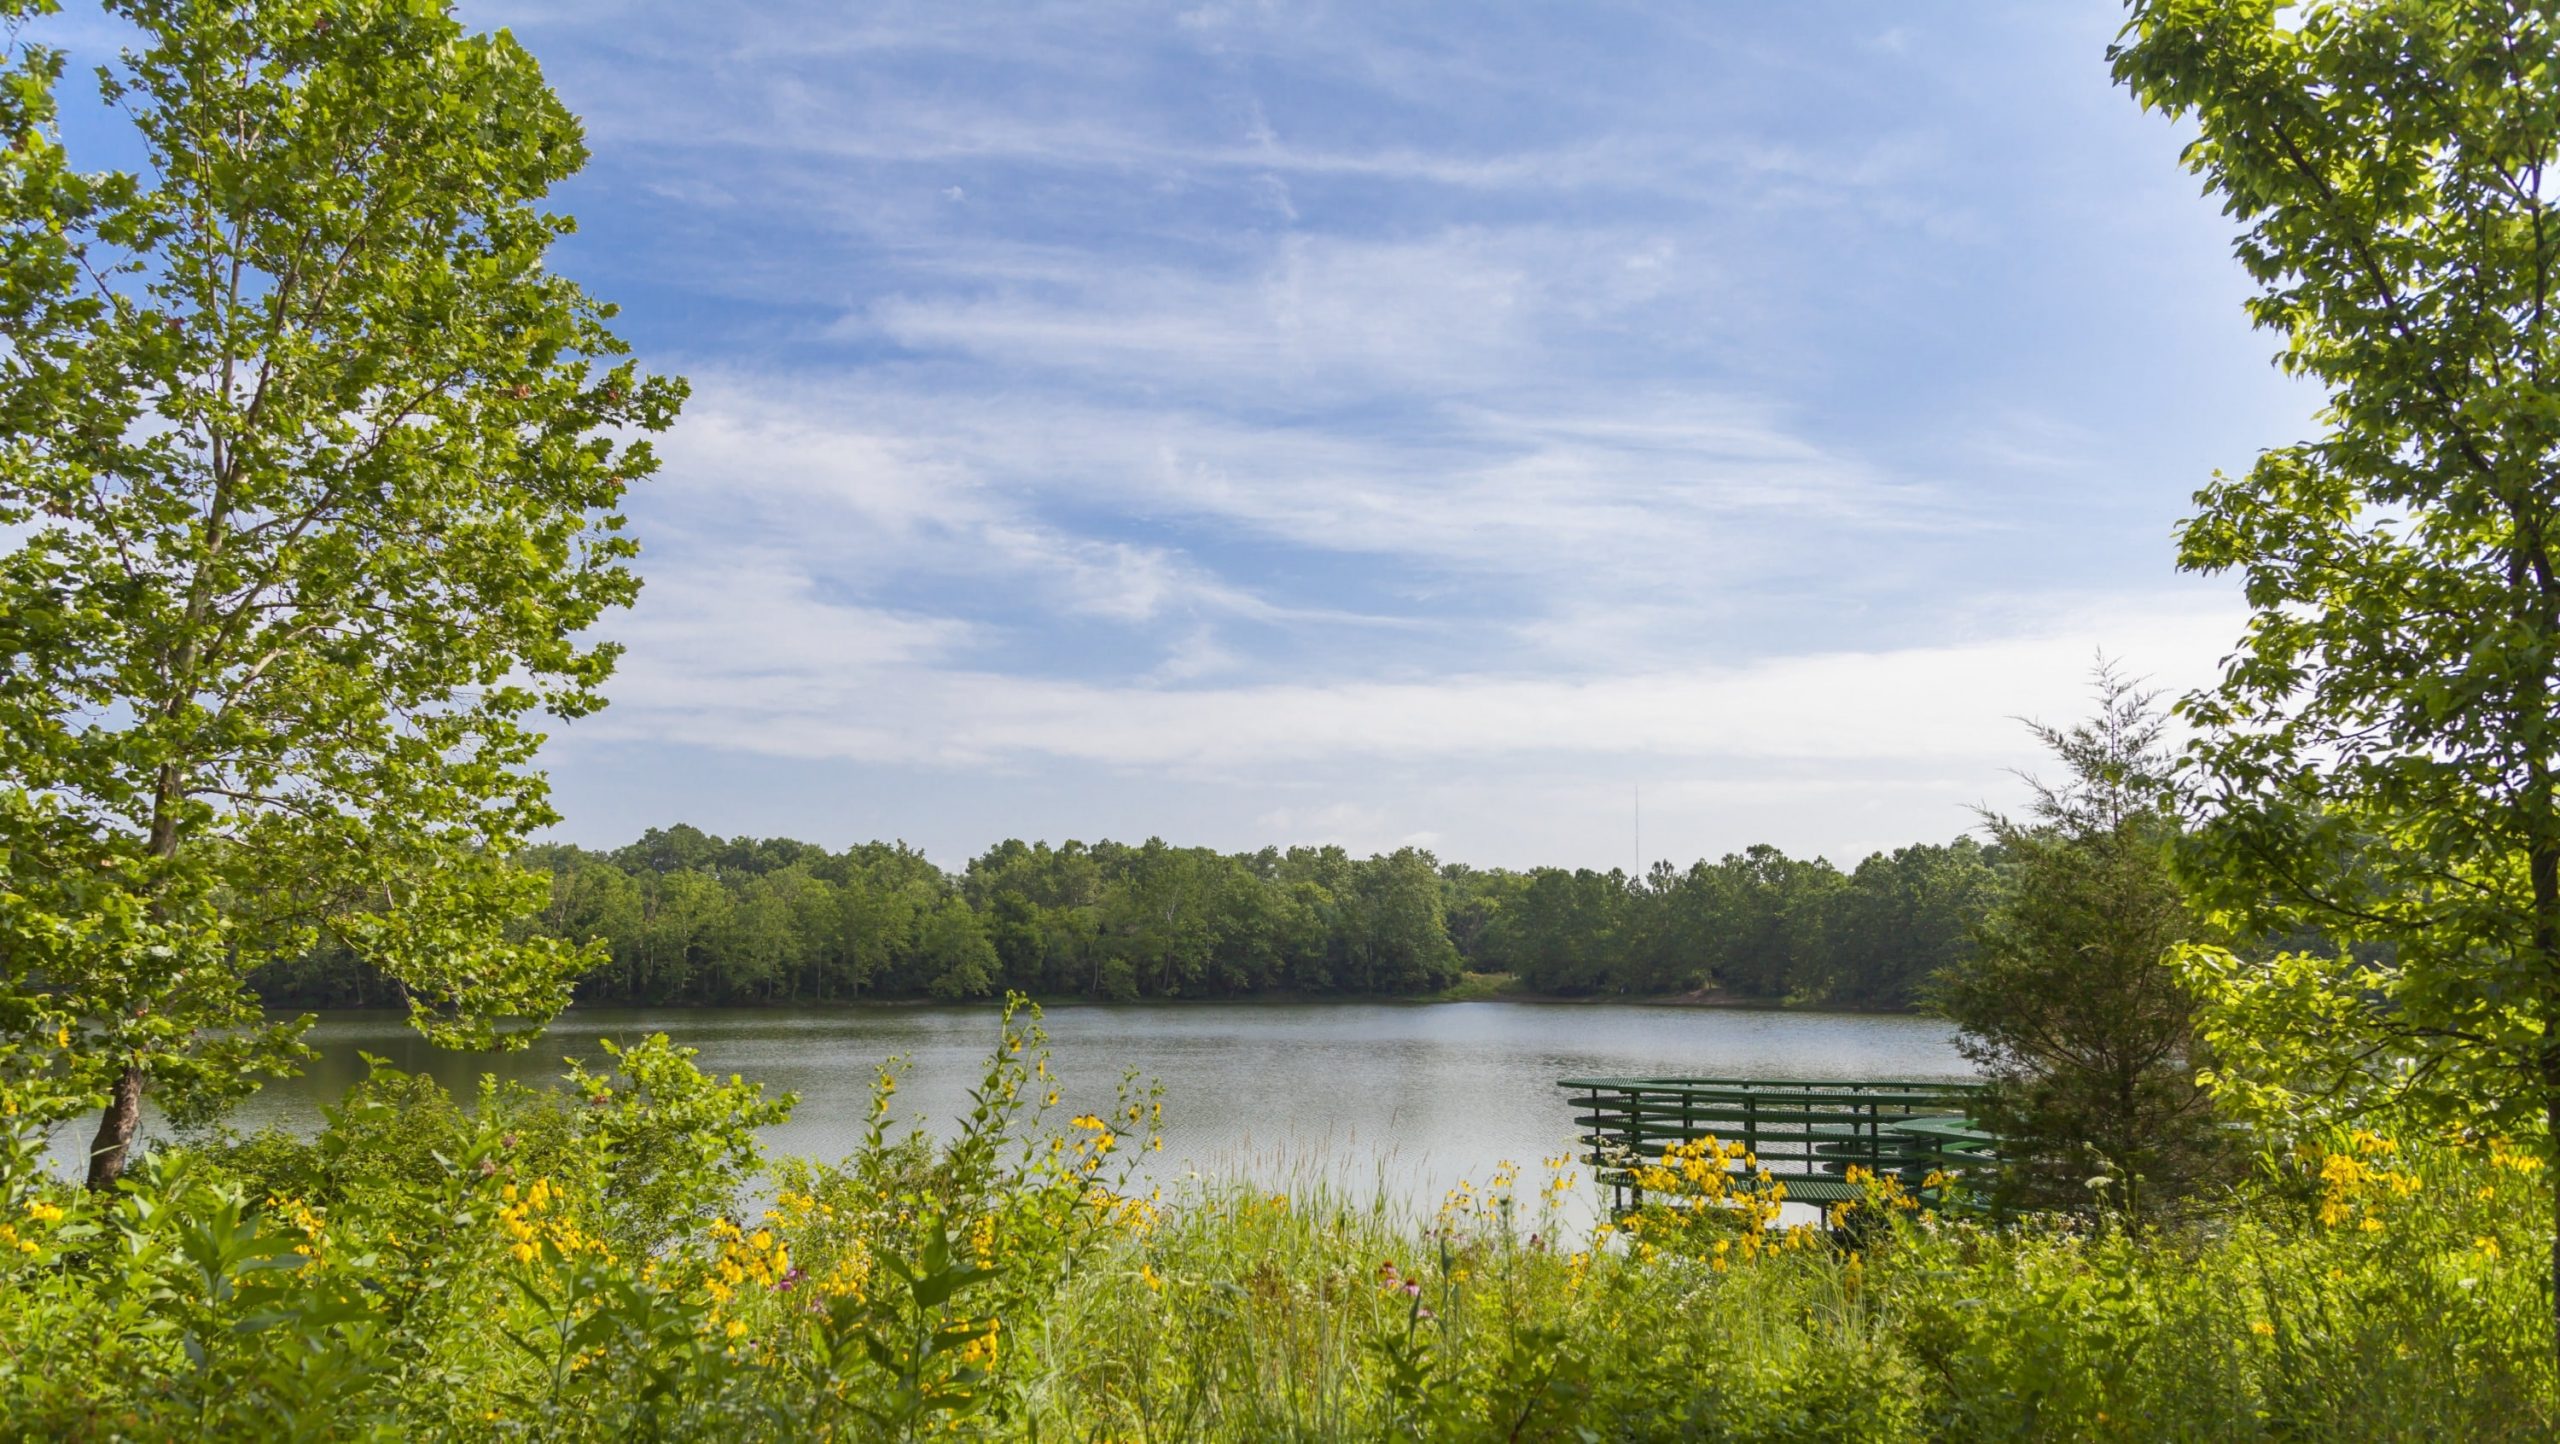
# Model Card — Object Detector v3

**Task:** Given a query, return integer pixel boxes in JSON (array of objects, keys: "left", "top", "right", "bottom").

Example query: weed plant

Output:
[{"left": 0, "top": 999, "right": 2549, "bottom": 1439}]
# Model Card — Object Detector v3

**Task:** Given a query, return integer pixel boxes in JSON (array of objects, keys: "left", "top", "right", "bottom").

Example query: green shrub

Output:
[{"left": 0, "top": 1004, "right": 2549, "bottom": 1439}]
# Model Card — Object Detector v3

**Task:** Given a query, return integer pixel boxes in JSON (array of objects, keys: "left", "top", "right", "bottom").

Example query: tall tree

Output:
[
  {"left": 1700, "top": 846, "right": 1841, "bottom": 1000},
  {"left": 1936, "top": 667, "right": 2229, "bottom": 1216},
  {"left": 1104, "top": 839, "right": 1214, "bottom": 997},
  {"left": 2112, "top": 0, "right": 2560, "bottom": 1313},
  {"left": 1491, "top": 868, "right": 1630, "bottom": 995},
  {"left": 1343, "top": 847, "right": 1461, "bottom": 993},
  {"left": 0, "top": 0, "right": 681, "bottom": 1184},
  {"left": 915, "top": 894, "right": 997, "bottom": 1001},
  {"left": 1823, "top": 840, "right": 1999, "bottom": 1009}
]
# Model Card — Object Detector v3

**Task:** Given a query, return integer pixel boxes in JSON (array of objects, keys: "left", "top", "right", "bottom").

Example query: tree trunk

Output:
[
  {"left": 84, "top": 1064, "right": 145, "bottom": 1191},
  {"left": 2546, "top": 1079, "right": 2560, "bottom": 1373},
  {"left": 2532, "top": 834, "right": 2560, "bottom": 1369}
]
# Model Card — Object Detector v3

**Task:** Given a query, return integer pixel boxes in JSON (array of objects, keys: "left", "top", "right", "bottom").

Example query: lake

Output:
[{"left": 69, "top": 1001, "right": 1974, "bottom": 1226}]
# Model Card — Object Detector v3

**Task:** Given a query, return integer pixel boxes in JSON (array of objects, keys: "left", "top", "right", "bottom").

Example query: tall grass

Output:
[
  {"left": 1000, "top": 1137, "right": 2552, "bottom": 1440},
  {"left": 0, "top": 1004, "right": 2550, "bottom": 1439}
]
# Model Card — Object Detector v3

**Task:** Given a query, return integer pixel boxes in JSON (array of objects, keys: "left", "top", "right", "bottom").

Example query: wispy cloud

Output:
[
  {"left": 451, "top": 0, "right": 2316, "bottom": 864},
  {"left": 637, "top": 368, "right": 1955, "bottom": 675},
  {"left": 594, "top": 573, "right": 2239, "bottom": 775}
]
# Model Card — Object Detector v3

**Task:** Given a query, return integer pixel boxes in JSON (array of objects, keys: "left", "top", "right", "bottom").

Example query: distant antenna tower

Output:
[{"left": 1633, "top": 781, "right": 1641, "bottom": 880}]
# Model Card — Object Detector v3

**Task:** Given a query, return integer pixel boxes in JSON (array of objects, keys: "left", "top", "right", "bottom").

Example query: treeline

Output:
[
  {"left": 252, "top": 825, "right": 2003, "bottom": 1011},
  {"left": 1479, "top": 840, "right": 2000, "bottom": 1007}
]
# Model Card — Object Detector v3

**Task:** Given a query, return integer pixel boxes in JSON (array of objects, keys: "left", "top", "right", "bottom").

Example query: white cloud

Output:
[
  {"left": 472, "top": 0, "right": 2301, "bottom": 868},
  {"left": 848, "top": 229, "right": 1683, "bottom": 402},
  {"left": 641, "top": 379, "right": 1315, "bottom": 630},
  {"left": 1959, "top": 410, "right": 2106, "bottom": 475},
  {"left": 1253, "top": 801, "right": 1391, "bottom": 844},
  {"left": 1148, "top": 626, "right": 1242, "bottom": 683},
  {"left": 594, "top": 566, "right": 2238, "bottom": 777},
  {"left": 652, "top": 364, "right": 1954, "bottom": 643},
  {"left": 595, "top": 86, "right": 1782, "bottom": 199}
]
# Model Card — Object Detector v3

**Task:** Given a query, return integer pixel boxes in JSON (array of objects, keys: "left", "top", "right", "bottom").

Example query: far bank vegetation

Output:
[{"left": 254, "top": 827, "right": 2002, "bottom": 1011}]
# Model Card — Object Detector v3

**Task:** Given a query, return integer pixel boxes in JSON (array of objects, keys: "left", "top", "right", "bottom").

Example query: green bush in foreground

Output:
[{"left": 0, "top": 1006, "right": 2549, "bottom": 1440}]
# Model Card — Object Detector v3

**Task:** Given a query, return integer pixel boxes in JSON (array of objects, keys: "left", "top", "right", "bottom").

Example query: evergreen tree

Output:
[{"left": 1936, "top": 666, "right": 2231, "bottom": 1216}]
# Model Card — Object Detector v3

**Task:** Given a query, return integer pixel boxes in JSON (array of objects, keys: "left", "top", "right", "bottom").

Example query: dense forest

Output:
[{"left": 252, "top": 825, "right": 2002, "bottom": 1011}]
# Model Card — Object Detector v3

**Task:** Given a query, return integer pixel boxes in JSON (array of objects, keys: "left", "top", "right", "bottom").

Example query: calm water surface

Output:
[{"left": 85, "top": 1002, "right": 1973, "bottom": 1223}]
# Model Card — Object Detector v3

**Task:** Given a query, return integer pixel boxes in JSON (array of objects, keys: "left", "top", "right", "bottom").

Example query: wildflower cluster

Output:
[
  {"left": 256, "top": 1193, "right": 324, "bottom": 1259},
  {"left": 1377, "top": 1254, "right": 1440, "bottom": 1313},
  {"left": 1629, "top": 1135, "right": 1779, "bottom": 1211},
  {"left": 0, "top": 1026, "right": 2551, "bottom": 1437},
  {"left": 2312, "top": 1130, "right": 2422, "bottom": 1231},
  {"left": 743, "top": 995, "right": 1169, "bottom": 1434},
  {"left": 497, "top": 1176, "right": 610, "bottom": 1267},
  {"left": 0, "top": 1193, "right": 66, "bottom": 1262},
  {"left": 1618, "top": 1135, "right": 1819, "bottom": 1265},
  {"left": 769, "top": 1188, "right": 868, "bottom": 1302},
  {"left": 2485, "top": 1140, "right": 2543, "bottom": 1176},
  {"left": 1826, "top": 1163, "right": 1927, "bottom": 1232},
  {"left": 703, "top": 1216, "right": 790, "bottom": 1304}
]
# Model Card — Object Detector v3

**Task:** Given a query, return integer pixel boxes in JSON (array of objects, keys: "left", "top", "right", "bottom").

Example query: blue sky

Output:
[{"left": 139, "top": 3, "right": 2324, "bottom": 869}]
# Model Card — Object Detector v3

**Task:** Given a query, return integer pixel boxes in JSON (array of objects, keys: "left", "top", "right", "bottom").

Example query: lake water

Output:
[{"left": 68, "top": 1001, "right": 1973, "bottom": 1226}]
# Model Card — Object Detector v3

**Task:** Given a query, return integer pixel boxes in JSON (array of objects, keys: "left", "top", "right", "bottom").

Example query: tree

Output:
[
  {"left": 1438, "top": 863, "right": 1525, "bottom": 973},
  {"left": 773, "top": 863, "right": 843, "bottom": 1000},
  {"left": 0, "top": 0, "right": 682, "bottom": 1184},
  {"left": 916, "top": 896, "right": 996, "bottom": 1001},
  {"left": 1936, "top": 668, "right": 2230, "bottom": 1216},
  {"left": 617, "top": 824, "right": 724, "bottom": 879},
  {"left": 1274, "top": 845, "right": 1355, "bottom": 989},
  {"left": 982, "top": 889, "right": 1047, "bottom": 992},
  {"left": 1103, "top": 839, "right": 1214, "bottom": 997},
  {"left": 1343, "top": 847, "right": 1461, "bottom": 992},
  {"left": 831, "top": 870, "right": 923, "bottom": 1000},
  {"left": 1491, "top": 868, "right": 1630, "bottom": 995},
  {"left": 1698, "top": 846, "right": 1840, "bottom": 1000},
  {"left": 2112, "top": 0, "right": 2560, "bottom": 1314},
  {"left": 539, "top": 849, "right": 643, "bottom": 984},
  {"left": 713, "top": 873, "right": 803, "bottom": 1002},
  {"left": 1822, "top": 840, "right": 2000, "bottom": 1009}
]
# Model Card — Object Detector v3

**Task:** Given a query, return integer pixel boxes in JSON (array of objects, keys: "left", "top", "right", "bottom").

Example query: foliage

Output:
[
  {"left": 1870, "top": 1126, "right": 2554, "bottom": 1440},
  {"left": 0, "top": 0, "right": 683, "bottom": 1185},
  {"left": 2111, "top": 0, "right": 2560, "bottom": 1336},
  {"left": 1936, "top": 666, "right": 2235, "bottom": 1215},
  {"left": 559, "top": 1034, "right": 794, "bottom": 1253},
  {"left": 1, "top": 998, "right": 2548, "bottom": 1438},
  {"left": 1464, "top": 841, "right": 2000, "bottom": 1008},
  {"left": 249, "top": 823, "right": 2004, "bottom": 1011}
]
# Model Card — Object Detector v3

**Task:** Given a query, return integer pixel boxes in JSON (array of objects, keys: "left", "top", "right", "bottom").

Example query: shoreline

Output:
[{"left": 264, "top": 978, "right": 1932, "bottom": 1019}]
